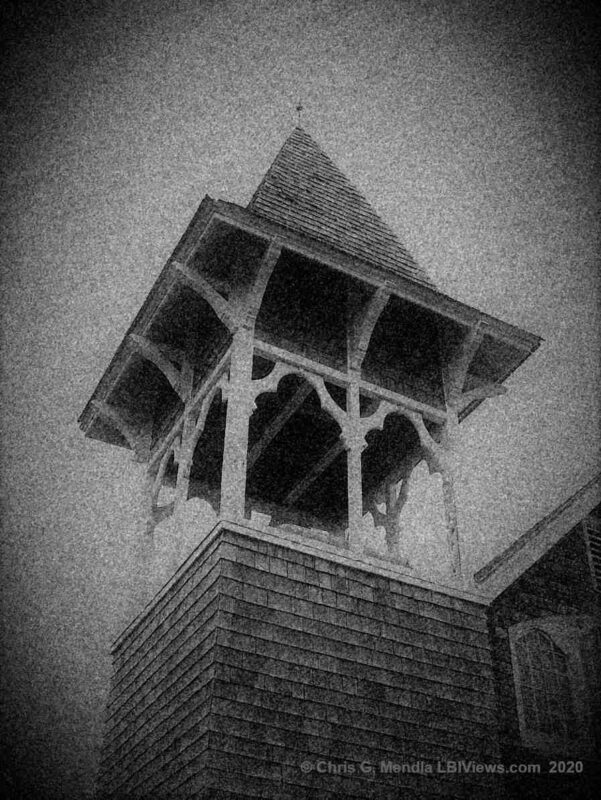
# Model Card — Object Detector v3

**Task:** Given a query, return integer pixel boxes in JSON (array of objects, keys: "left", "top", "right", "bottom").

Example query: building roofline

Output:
[{"left": 474, "top": 472, "right": 601, "bottom": 597}]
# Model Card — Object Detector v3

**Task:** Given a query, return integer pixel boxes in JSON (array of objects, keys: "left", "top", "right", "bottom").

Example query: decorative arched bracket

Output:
[
  {"left": 249, "top": 363, "right": 350, "bottom": 439},
  {"left": 172, "top": 240, "right": 282, "bottom": 336},
  {"left": 240, "top": 239, "right": 282, "bottom": 327},
  {"left": 174, "top": 378, "right": 228, "bottom": 506},
  {"left": 172, "top": 260, "right": 241, "bottom": 333},
  {"left": 145, "top": 442, "right": 177, "bottom": 534}
]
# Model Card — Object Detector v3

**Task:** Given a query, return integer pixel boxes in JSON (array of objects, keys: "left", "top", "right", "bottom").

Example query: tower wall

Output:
[{"left": 97, "top": 523, "right": 501, "bottom": 799}]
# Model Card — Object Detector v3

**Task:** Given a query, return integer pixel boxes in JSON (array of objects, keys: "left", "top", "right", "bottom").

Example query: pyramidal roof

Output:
[{"left": 248, "top": 127, "right": 434, "bottom": 287}]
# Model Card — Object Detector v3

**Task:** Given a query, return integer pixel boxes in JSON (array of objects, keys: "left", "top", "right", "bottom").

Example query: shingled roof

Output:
[{"left": 248, "top": 127, "right": 434, "bottom": 287}]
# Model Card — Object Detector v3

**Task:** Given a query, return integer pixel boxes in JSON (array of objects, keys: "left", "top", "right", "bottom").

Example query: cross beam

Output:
[
  {"left": 248, "top": 383, "right": 313, "bottom": 469},
  {"left": 128, "top": 334, "right": 185, "bottom": 401},
  {"left": 283, "top": 439, "right": 345, "bottom": 506}
]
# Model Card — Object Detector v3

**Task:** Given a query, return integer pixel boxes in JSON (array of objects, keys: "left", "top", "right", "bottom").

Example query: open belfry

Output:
[{"left": 81, "top": 128, "right": 541, "bottom": 798}]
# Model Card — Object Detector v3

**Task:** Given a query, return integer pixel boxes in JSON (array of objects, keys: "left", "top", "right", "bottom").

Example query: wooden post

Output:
[
  {"left": 346, "top": 378, "right": 364, "bottom": 551},
  {"left": 220, "top": 327, "right": 254, "bottom": 519},
  {"left": 439, "top": 405, "right": 461, "bottom": 577}
]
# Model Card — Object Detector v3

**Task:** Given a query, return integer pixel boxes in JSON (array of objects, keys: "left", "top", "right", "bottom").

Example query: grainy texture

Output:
[
  {"left": 98, "top": 526, "right": 502, "bottom": 798},
  {"left": 489, "top": 527, "right": 601, "bottom": 799},
  {"left": 248, "top": 127, "right": 434, "bottom": 288}
]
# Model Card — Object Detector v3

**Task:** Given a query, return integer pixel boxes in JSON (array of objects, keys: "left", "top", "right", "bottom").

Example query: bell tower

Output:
[{"left": 83, "top": 128, "right": 540, "bottom": 799}]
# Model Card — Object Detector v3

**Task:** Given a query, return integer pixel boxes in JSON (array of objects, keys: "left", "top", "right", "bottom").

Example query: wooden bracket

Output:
[
  {"left": 347, "top": 287, "right": 390, "bottom": 371},
  {"left": 172, "top": 260, "right": 241, "bottom": 332},
  {"left": 241, "top": 239, "right": 282, "bottom": 326},
  {"left": 128, "top": 334, "right": 186, "bottom": 401}
]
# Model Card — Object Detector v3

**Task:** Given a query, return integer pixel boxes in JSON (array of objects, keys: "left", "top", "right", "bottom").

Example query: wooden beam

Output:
[
  {"left": 283, "top": 440, "right": 345, "bottom": 506},
  {"left": 348, "top": 287, "right": 390, "bottom": 370},
  {"left": 128, "top": 334, "right": 184, "bottom": 401},
  {"left": 346, "top": 379, "right": 364, "bottom": 550},
  {"left": 248, "top": 383, "right": 312, "bottom": 469},
  {"left": 254, "top": 339, "right": 348, "bottom": 387},
  {"left": 172, "top": 260, "right": 240, "bottom": 332}
]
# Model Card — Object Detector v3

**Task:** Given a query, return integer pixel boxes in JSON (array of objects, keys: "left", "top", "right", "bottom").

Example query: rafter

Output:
[
  {"left": 172, "top": 260, "right": 240, "bottom": 332},
  {"left": 248, "top": 383, "right": 313, "bottom": 469},
  {"left": 283, "top": 439, "right": 345, "bottom": 506},
  {"left": 348, "top": 287, "right": 390, "bottom": 371},
  {"left": 128, "top": 334, "right": 185, "bottom": 401}
]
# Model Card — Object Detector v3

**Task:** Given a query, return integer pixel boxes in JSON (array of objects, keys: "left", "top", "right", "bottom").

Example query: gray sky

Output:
[{"left": 1, "top": 0, "right": 599, "bottom": 796}]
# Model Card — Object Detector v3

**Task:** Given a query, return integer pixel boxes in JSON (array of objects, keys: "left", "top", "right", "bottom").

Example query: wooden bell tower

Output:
[{"left": 83, "top": 128, "right": 541, "bottom": 799}]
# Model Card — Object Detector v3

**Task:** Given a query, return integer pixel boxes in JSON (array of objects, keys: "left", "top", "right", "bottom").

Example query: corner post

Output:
[{"left": 220, "top": 327, "right": 254, "bottom": 520}]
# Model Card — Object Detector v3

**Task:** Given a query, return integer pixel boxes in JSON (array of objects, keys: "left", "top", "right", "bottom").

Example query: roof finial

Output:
[{"left": 296, "top": 101, "right": 303, "bottom": 126}]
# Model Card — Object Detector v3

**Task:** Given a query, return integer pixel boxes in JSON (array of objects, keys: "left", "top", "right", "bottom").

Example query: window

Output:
[{"left": 509, "top": 616, "right": 600, "bottom": 755}]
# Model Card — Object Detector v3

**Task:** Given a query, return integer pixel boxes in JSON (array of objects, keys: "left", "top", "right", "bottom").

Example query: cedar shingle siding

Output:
[{"left": 98, "top": 528, "right": 501, "bottom": 799}]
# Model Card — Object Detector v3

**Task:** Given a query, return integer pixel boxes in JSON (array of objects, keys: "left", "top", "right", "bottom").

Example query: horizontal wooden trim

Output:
[{"left": 253, "top": 339, "right": 447, "bottom": 424}]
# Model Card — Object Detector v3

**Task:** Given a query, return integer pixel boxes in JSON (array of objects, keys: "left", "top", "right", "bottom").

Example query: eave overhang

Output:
[{"left": 79, "top": 197, "right": 542, "bottom": 445}]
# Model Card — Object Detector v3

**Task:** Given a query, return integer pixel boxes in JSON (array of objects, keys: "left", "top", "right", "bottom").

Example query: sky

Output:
[{"left": 1, "top": 0, "right": 599, "bottom": 796}]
